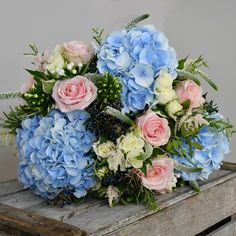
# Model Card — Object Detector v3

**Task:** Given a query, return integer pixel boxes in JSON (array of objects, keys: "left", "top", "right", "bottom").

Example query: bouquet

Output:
[{"left": 0, "top": 14, "right": 234, "bottom": 210}]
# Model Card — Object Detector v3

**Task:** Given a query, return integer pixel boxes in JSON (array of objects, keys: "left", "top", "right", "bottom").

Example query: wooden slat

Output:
[
  {"left": 207, "top": 219, "right": 236, "bottom": 236},
  {"left": 0, "top": 191, "right": 44, "bottom": 209},
  {"left": 63, "top": 169, "right": 236, "bottom": 235},
  {"left": 222, "top": 161, "right": 236, "bottom": 171},
  {"left": 104, "top": 176, "right": 236, "bottom": 236},
  {"left": 27, "top": 198, "right": 103, "bottom": 221},
  {"left": 0, "top": 180, "right": 25, "bottom": 197},
  {"left": 0, "top": 203, "right": 86, "bottom": 236}
]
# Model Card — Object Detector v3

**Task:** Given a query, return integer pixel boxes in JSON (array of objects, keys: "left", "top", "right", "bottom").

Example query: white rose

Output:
[
  {"left": 126, "top": 148, "right": 144, "bottom": 168},
  {"left": 93, "top": 141, "right": 116, "bottom": 158},
  {"left": 166, "top": 100, "right": 183, "bottom": 120},
  {"left": 107, "top": 149, "right": 126, "bottom": 172},
  {"left": 158, "top": 89, "right": 176, "bottom": 104},
  {"left": 117, "top": 132, "right": 145, "bottom": 153},
  {"left": 155, "top": 70, "right": 173, "bottom": 93}
]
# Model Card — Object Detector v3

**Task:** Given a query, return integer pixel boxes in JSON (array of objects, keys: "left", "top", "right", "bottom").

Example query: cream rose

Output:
[
  {"left": 63, "top": 41, "right": 93, "bottom": 64},
  {"left": 93, "top": 141, "right": 116, "bottom": 158},
  {"left": 117, "top": 132, "right": 145, "bottom": 153},
  {"left": 166, "top": 100, "right": 182, "bottom": 120}
]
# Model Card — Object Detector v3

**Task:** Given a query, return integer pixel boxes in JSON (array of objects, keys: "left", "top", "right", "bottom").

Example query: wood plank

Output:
[
  {"left": 0, "top": 190, "right": 44, "bottom": 209},
  {"left": 20, "top": 169, "right": 235, "bottom": 226},
  {"left": 63, "top": 169, "right": 236, "bottom": 235},
  {"left": 0, "top": 180, "right": 25, "bottom": 197},
  {"left": 104, "top": 176, "right": 236, "bottom": 236},
  {"left": 207, "top": 219, "right": 236, "bottom": 236},
  {"left": 222, "top": 161, "right": 236, "bottom": 171},
  {"left": 27, "top": 198, "right": 103, "bottom": 221},
  {"left": 0, "top": 203, "right": 86, "bottom": 236}
]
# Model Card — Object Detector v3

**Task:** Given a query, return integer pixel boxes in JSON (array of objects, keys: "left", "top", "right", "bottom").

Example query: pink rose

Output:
[
  {"left": 175, "top": 80, "right": 205, "bottom": 108},
  {"left": 20, "top": 77, "right": 35, "bottom": 93},
  {"left": 135, "top": 157, "right": 176, "bottom": 193},
  {"left": 137, "top": 111, "right": 171, "bottom": 147},
  {"left": 63, "top": 41, "right": 93, "bottom": 64},
  {"left": 52, "top": 76, "right": 97, "bottom": 112}
]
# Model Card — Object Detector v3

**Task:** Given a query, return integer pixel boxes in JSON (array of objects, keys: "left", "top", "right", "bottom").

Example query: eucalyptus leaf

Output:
[{"left": 174, "top": 160, "right": 202, "bottom": 173}]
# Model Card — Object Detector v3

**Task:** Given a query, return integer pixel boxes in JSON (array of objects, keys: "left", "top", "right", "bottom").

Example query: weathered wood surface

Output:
[
  {"left": 0, "top": 203, "right": 86, "bottom": 236},
  {"left": 0, "top": 163, "right": 236, "bottom": 236},
  {"left": 209, "top": 219, "right": 236, "bottom": 236},
  {"left": 0, "top": 179, "right": 24, "bottom": 197}
]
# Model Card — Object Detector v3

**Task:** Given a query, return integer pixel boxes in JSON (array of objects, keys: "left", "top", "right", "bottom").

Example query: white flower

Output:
[
  {"left": 93, "top": 141, "right": 116, "bottom": 158},
  {"left": 155, "top": 70, "right": 174, "bottom": 93},
  {"left": 126, "top": 148, "right": 144, "bottom": 168},
  {"left": 157, "top": 89, "right": 176, "bottom": 105},
  {"left": 106, "top": 185, "right": 120, "bottom": 207},
  {"left": 117, "top": 131, "right": 145, "bottom": 153},
  {"left": 107, "top": 149, "right": 126, "bottom": 172},
  {"left": 46, "top": 45, "right": 65, "bottom": 75},
  {"left": 166, "top": 100, "right": 183, "bottom": 120}
]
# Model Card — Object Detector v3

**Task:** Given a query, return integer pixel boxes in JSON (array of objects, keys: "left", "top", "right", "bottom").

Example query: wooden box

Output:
[{"left": 0, "top": 162, "right": 236, "bottom": 236}]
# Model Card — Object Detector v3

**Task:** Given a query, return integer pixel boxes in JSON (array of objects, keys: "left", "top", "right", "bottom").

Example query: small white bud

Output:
[
  {"left": 72, "top": 69, "right": 77, "bottom": 74},
  {"left": 78, "top": 63, "right": 83, "bottom": 68},
  {"left": 67, "top": 64, "right": 73, "bottom": 70},
  {"left": 58, "top": 69, "right": 65, "bottom": 76}
]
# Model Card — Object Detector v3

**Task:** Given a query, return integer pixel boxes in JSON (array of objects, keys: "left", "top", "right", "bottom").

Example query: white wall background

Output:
[{"left": 0, "top": 0, "right": 235, "bottom": 181}]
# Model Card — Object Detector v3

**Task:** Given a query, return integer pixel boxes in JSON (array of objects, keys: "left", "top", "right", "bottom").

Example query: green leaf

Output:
[
  {"left": 0, "top": 92, "right": 22, "bottom": 100},
  {"left": 104, "top": 106, "right": 134, "bottom": 126},
  {"left": 182, "top": 99, "right": 191, "bottom": 110},
  {"left": 152, "top": 148, "right": 166, "bottom": 156},
  {"left": 26, "top": 69, "right": 48, "bottom": 81},
  {"left": 141, "top": 142, "right": 153, "bottom": 160},
  {"left": 190, "top": 180, "right": 201, "bottom": 193},
  {"left": 196, "top": 69, "right": 218, "bottom": 91},
  {"left": 125, "top": 14, "right": 150, "bottom": 30},
  {"left": 41, "top": 79, "right": 56, "bottom": 94},
  {"left": 177, "top": 69, "right": 201, "bottom": 86},
  {"left": 177, "top": 56, "right": 188, "bottom": 70},
  {"left": 174, "top": 160, "right": 202, "bottom": 173},
  {"left": 191, "top": 141, "right": 203, "bottom": 150}
]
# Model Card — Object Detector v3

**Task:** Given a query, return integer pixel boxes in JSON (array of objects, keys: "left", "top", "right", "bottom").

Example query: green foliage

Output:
[
  {"left": 173, "top": 160, "right": 203, "bottom": 173},
  {"left": 125, "top": 14, "right": 150, "bottom": 30},
  {"left": 104, "top": 106, "right": 134, "bottom": 126},
  {"left": 177, "top": 56, "right": 188, "bottom": 70},
  {"left": 96, "top": 73, "right": 122, "bottom": 107},
  {"left": 0, "top": 91, "right": 22, "bottom": 100},
  {"left": 92, "top": 28, "right": 104, "bottom": 44},
  {"left": 181, "top": 99, "right": 191, "bottom": 110},
  {"left": 119, "top": 172, "right": 159, "bottom": 211},
  {"left": 24, "top": 44, "right": 39, "bottom": 56},
  {"left": 41, "top": 79, "right": 56, "bottom": 94},
  {"left": 189, "top": 180, "right": 201, "bottom": 193},
  {"left": 208, "top": 116, "right": 235, "bottom": 140},
  {"left": 176, "top": 55, "right": 218, "bottom": 91},
  {"left": 1, "top": 105, "right": 38, "bottom": 134}
]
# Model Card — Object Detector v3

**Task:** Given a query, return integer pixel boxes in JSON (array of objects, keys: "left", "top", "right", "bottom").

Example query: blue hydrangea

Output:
[
  {"left": 174, "top": 125, "right": 230, "bottom": 181},
  {"left": 97, "top": 25, "right": 178, "bottom": 113},
  {"left": 16, "top": 109, "right": 96, "bottom": 199}
]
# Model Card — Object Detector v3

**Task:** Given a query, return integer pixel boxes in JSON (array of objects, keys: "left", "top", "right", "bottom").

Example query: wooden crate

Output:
[{"left": 0, "top": 162, "right": 236, "bottom": 236}]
